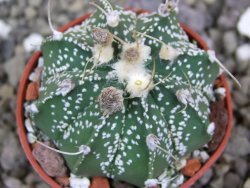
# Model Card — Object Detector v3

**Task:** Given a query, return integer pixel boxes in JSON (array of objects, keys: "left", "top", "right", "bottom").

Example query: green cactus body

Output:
[{"left": 30, "top": 0, "right": 219, "bottom": 187}]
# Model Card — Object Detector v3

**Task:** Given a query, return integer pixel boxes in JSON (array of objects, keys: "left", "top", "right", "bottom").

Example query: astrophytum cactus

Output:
[{"left": 28, "top": 0, "right": 225, "bottom": 187}]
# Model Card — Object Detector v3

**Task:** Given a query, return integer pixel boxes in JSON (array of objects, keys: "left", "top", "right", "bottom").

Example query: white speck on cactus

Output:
[
  {"left": 126, "top": 72, "right": 154, "bottom": 98},
  {"left": 56, "top": 79, "right": 75, "bottom": 96},
  {"left": 69, "top": 175, "right": 90, "bottom": 188},
  {"left": 207, "top": 122, "right": 215, "bottom": 135},
  {"left": 25, "top": 118, "right": 35, "bottom": 133},
  {"left": 92, "top": 44, "right": 114, "bottom": 65},
  {"left": 159, "top": 44, "right": 180, "bottom": 61},
  {"left": 146, "top": 134, "right": 160, "bottom": 151},
  {"left": 176, "top": 89, "right": 194, "bottom": 105}
]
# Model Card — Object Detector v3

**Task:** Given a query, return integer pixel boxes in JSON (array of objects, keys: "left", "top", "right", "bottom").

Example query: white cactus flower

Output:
[
  {"left": 126, "top": 72, "right": 154, "bottom": 98},
  {"left": 113, "top": 60, "right": 145, "bottom": 82},
  {"left": 159, "top": 44, "right": 180, "bottom": 61},
  {"left": 69, "top": 175, "right": 90, "bottom": 188},
  {"left": 106, "top": 10, "right": 120, "bottom": 27},
  {"left": 92, "top": 44, "right": 114, "bottom": 65}
]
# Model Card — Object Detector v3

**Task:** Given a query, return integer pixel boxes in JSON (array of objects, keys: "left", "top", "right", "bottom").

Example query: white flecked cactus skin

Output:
[{"left": 28, "top": 0, "right": 220, "bottom": 187}]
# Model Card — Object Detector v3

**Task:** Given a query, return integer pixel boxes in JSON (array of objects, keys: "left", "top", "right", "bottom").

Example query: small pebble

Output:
[
  {"left": 91, "top": 177, "right": 110, "bottom": 188},
  {"left": 23, "top": 33, "right": 43, "bottom": 52},
  {"left": 32, "top": 142, "right": 68, "bottom": 177},
  {"left": 25, "top": 82, "right": 39, "bottom": 101},
  {"left": 0, "top": 20, "right": 12, "bottom": 39},
  {"left": 181, "top": 158, "right": 202, "bottom": 177}
]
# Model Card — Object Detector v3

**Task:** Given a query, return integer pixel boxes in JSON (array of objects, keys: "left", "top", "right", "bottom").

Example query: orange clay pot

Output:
[{"left": 16, "top": 10, "right": 233, "bottom": 188}]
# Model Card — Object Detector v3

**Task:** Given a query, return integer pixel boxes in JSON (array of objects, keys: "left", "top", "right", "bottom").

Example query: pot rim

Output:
[{"left": 16, "top": 10, "right": 233, "bottom": 188}]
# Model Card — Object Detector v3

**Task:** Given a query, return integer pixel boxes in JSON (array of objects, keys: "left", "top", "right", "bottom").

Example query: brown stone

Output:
[
  {"left": 181, "top": 158, "right": 202, "bottom": 177},
  {"left": 32, "top": 142, "right": 67, "bottom": 177},
  {"left": 91, "top": 177, "right": 110, "bottom": 188},
  {"left": 25, "top": 82, "right": 39, "bottom": 101}
]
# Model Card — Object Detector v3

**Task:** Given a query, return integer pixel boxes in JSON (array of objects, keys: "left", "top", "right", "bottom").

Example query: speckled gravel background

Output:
[{"left": 0, "top": 0, "right": 250, "bottom": 187}]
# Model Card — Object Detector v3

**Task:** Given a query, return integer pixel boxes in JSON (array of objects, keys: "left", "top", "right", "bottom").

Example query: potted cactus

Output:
[{"left": 16, "top": 0, "right": 236, "bottom": 187}]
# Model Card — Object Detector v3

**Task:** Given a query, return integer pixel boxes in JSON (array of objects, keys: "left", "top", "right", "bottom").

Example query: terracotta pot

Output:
[{"left": 16, "top": 10, "right": 233, "bottom": 188}]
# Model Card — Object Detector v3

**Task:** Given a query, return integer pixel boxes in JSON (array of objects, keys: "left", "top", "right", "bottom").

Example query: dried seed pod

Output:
[
  {"left": 123, "top": 47, "right": 140, "bottom": 63},
  {"left": 92, "top": 27, "right": 113, "bottom": 46},
  {"left": 98, "top": 87, "right": 124, "bottom": 116}
]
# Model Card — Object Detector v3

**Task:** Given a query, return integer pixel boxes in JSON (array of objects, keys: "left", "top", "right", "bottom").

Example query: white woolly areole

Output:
[
  {"left": 79, "top": 145, "right": 91, "bottom": 156},
  {"left": 207, "top": 122, "right": 215, "bottom": 135},
  {"left": 159, "top": 44, "right": 180, "bottom": 61},
  {"left": 144, "top": 179, "right": 159, "bottom": 187},
  {"left": 215, "top": 87, "right": 226, "bottom": 98},
  {"left": 122, "top": 42, "right": 151, "bottom": 64},
  {"left": 106, "top": 10, "right": 120, "bottom": 27},
  {"left": 237, "top": 7, "right": 250, "bottom": 38},
  {"left": 146, "top": 134, "right": 160, "bottom": 151},
  {"left": 56, "top": 79, "right": 75, "bottom": 97},
  {"left": 52, "top": 30, "right": 63, "bottom": 40},
  {"left": 207, "top": 50, "right": 218, "bottom": 63},
  {"left": 126, "top": 72, "right": 154, "bottom": 98},
  {"left": 92, "top": 44, "right": 114, "bottom": 65},
  {"left": 69, "top": 176, "right": 90, "bottom": 188},
  {"left": 176, "top": 89, "right": 194, "bottom": 105}
]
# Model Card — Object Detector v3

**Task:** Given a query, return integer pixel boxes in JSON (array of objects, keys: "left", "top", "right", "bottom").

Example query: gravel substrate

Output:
[{"left": 0, "top": 0, "right": 250, "bottom": 187}]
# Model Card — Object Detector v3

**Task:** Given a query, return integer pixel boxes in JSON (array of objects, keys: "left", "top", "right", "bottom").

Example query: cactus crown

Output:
[{"left": 29, "top": 0, "right": 220, "bottom": 187}]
